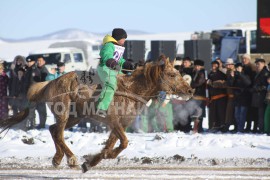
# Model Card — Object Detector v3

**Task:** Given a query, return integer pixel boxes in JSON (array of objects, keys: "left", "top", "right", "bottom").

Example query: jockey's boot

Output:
[{"left": 96, "top": 109, "right": 107, "bottom": 118}]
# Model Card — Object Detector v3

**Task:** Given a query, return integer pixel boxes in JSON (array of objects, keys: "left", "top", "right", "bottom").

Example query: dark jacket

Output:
[
  {"left": 191, "top": 69, "right": 206, "bottom": 97},
  {"left": 251, "top": 67, "right": 269, "bottom": 107},
  {"left": 208, "top": 70, "right": 227, "bottom": 97},
  {"left": 181, "top": 67, "right": 193, "bottom": 77},
  {"left": 9, "top": 75, "right": 27, "bottom": 97},
  {"left": 243, "top": 63, "right": 256, "bottom": 104},
  {"left": 228, "top": 71, "right": 251, "bottom": 106},
  {"left": 24, "top": 64, "right": 38, "bottom": 91},
  {"left": 33, "top": 65, "right": 49, "bottom": 82}
]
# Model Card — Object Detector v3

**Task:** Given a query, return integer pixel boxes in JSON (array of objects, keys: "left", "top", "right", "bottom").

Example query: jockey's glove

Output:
[{"left": 106, "top": 59, "right": 121, "bottom": 71}]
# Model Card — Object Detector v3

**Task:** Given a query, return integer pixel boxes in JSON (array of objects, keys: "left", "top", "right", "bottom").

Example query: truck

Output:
[
  {"left": 49, "top": 40, "right": 102, "bottom": 70},
  {"left": 210, "top": 22, "right": 270, "bottom": 64},
  {"left": 28, "top": 47, "right": 88, "bottom": 72}
]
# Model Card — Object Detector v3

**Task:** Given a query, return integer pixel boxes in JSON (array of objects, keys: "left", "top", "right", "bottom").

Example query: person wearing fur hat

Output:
[
  {"left": 240, "top": 54, "right": 257, "bottom": 132},
  {"left": 8, "top": 66, "right": 28, "bottom": 116},
  {"left": 251, "top": 58, "right": 269, "bottom": 133},
  {"left": 190, "top": 59, "right": 207, "bottom": 133},
  {"left": 227, "top": 62, "right": 251, "bottom": 133},
  {"left": 207, "top": 60, "right": 227, "bottom": 132},
  {"left": 96, "top": 28, "right": 135, "bottom": 118},
  {"left": 8, "top": 55, "right": 27, "bottom": 118}
]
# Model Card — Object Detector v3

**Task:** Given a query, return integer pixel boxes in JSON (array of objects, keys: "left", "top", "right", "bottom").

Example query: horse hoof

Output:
[
  {"left": 52, "top": 159, "right": 60, "bottom": 168},
  {"left": 81, "top": 162, "right": 88, "bottom": 173},
  {"left": 67, "top": 155, "right": 78, "bottom": 168}
]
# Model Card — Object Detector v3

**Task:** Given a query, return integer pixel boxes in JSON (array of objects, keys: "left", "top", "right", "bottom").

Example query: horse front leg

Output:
[
  {"left": 49, "top": 123, "right": 65, "bottom": 167},
  {"left": 49, "top": 124, "right": 65, "bottom": 167},
  {"left": 49, "top": 101, "right": 71, "bottom": 168},
  {"left": 63, "top": 116, "right": 81, "bottom": 168}
]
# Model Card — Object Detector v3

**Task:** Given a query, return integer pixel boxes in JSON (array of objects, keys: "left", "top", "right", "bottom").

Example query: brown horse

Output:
[{"left": 0, "top": 59, "right": 193, "bottom": 173}]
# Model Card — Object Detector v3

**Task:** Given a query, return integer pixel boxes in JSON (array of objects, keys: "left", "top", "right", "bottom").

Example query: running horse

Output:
[{"left": 0, "top": 59, "right": 193, "bottom": 173}]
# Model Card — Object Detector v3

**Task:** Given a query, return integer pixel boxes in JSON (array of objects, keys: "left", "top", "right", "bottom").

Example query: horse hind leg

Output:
[
  {"left": 105, "top": 124, "right": 128, "bottom": 159},
  {"left": 82, "top": 130, "right": 118, "bottom": 173},
  {"left": 82, "top": 123, "right": 128, "bottom": 173}
]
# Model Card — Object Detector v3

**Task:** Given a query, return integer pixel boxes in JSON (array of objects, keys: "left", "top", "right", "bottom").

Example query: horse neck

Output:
[{"left": 118, "top": 75, "right": 159, "bottom": 102}]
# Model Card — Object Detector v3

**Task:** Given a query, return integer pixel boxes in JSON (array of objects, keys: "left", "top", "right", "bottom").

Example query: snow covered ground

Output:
[{"left": 0, "top": 108, "right": 270, "bottom": 179}]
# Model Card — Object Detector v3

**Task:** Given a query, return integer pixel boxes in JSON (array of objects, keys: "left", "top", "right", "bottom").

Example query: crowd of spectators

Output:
[{"left": 142, "top": 54, "right": 270, "bottom": 135}]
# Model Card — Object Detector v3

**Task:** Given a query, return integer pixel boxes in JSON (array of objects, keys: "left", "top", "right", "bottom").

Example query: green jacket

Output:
[{"left": 99, "top": 35, "right": 126, "bottom": 67}]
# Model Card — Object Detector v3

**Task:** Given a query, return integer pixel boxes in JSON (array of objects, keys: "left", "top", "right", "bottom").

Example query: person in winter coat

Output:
[
  {"left": 264, "top": 75, "right": 270, "bottom": 135},
  {"left": 8, "top": 55, "right": 27, "bottom": 115},
  {"left": 34, "top": 56, "right": 49, "bottom": 129},
  {"left": 229, "top": 63, "right": 251, "bottom": 133},
  {"left": 0, "top": 63, "right": 9, "bottom": 119},
  {"left": 251, "top": 58, "right": 269, "bottom": 133},
  {"left": 24, "top": 56, "right": 48, "bottom": 130},
  {"left": 190, "top": 59, "right": 207, "bottom": 133},
  {"left": 207, "top": 60, "right": 227, "bottom": 132},
  {"left": 45, "top": 62, "right": 66, "bottom": 81},
  {"left": 241, "top": 54, "right": 257, "bottom": 132},
  {"left": 222, "top": 58, "right": 237, "bottom": 133},
  {"left": 95, "top": 28, "right": 134, "bottom": 118},
  {"left": 8, "top": 67, "right": 28, "bottom": 115}
]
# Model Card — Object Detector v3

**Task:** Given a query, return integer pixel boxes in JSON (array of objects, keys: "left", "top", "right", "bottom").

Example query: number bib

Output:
[{"left": 113, "top": 45, "right": 125, "bottom": 62}]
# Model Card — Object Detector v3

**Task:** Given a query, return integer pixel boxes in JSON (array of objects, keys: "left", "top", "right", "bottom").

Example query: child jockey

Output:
[{"left": 96, "top": 28, "right": 134, "bottom": 118}]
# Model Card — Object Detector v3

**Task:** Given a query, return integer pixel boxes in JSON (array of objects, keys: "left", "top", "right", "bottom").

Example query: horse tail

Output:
[
  {"left": 0, "top": 81, "right": 49, "bottom": 134},
  {"left": 0, "top": 108, "right": 29, "bottom": 134},
  {"left": 27, "top": 81, "right": 50, "bottom": 102}
]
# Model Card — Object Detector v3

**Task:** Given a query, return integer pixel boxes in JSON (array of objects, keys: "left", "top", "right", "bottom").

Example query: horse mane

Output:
[{"left": 128, "top": 62, "right": 165, "bottom": 86}]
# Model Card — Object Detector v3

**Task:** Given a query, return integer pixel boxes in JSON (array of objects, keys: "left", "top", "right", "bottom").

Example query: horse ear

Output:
[
  {"left": 164, "top": 58, "right": 171, "bottom": 67},
  {"left": 172, "top": 58, "right": 176, "bottom": 67}
]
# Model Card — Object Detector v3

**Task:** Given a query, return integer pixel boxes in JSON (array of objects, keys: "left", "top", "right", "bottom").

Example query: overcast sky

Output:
[{"left": 0, "top": 0, "right": 256, "bottom": 39}]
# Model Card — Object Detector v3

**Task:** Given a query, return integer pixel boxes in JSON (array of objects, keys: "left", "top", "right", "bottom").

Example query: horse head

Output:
[{"left": 142, "top": 58, "right": 193, "bottom": 100}]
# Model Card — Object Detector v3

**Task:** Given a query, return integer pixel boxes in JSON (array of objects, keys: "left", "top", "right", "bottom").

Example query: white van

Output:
[
  {"left": 28, "top": 47, "right": 88, "bottom": 72},
  {"left": 49, "top": 40, "right": 102, "bottom": 70}
]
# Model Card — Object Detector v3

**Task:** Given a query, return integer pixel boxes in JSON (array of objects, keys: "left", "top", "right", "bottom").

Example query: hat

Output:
[
  {"left": 255, "top": 58, "right": 265, "bottom": 64},
  {"left": 176, "top": 56, "right": 182, "bottom": 60},
  {"left": 235, "top": 62, "right": 243, "bottom": 68},
  {"left": 183, "top": 56, "right": 191, "bottom": 61},
  {"left": 57, "top": 62, "right": 65, "bottom": 67},
  {"left": 225, "top": 58, "right": 235, "bottom": 65},
  {"left": 26, "top": 56, "right": 35, "bottom": 62},
  {"left": 242, "top": 54, "right": 251, "bottom": 60},
  {"left": 194, "top": 59, "right": 204, "bottom": 66},
  {"left": 211, "top": 60, "right": 220, "bottom": 67},
  {"left": 174, "top": 60, "right": 182, "bottom": 66},
  {"left": 112, "top": 28, "right": 127, "bottom": 41}
]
